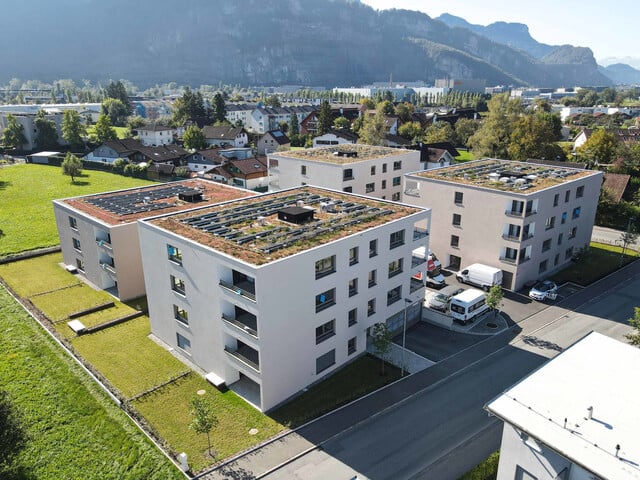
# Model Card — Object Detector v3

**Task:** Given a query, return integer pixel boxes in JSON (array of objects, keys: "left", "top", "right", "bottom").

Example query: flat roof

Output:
[
  {"left": 61, "top": 179, "right": 255, "bottom": 226},
  {"left": 271, "top": 144, "right": 415, "bottom": 164},
  {"left": 148, "top": 186, "right": 423, "bottom": 265},
  {"left": 486, "top": 332, "right": 640, "bottom": 480},
  {"left": 412, "top": 158, "right": 598, "bottom": 193}
]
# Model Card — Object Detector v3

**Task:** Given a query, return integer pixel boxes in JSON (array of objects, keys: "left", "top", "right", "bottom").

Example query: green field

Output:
[
  {"left": 0, "top": 163, "right": 155, "bottom": 256},
  {"left": 86, "top": 125, "right": 130, "bottom": 139},
  {"left": 0, "top": 287, "right": 182, "bottom": 479}
]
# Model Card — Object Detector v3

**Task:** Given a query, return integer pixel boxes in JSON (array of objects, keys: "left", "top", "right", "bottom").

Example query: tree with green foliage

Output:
[
  {"left": 317, "top": 100, "right": 333, "bottom": 136},
  {"left": 454, "top": 118, "right": 480, "bottom": 147},
  {"left": 360, "top": 97, "right": 375, "bottom": 110},
  {"left": 189, "top": 396, "right": 218, "bottom": 457},
  {"left": 577, "top": 128, "right": 622, "bottom": 166},
  {"left": 358, "top": 110, "right": 386, "bottom": 146},
  {"left": 486, "top": 285, "right": 504, "bottom": 318},
  {"left": 333, "top": 116, "right": 351, "bottom": 130},
  {"left": 92, "top": 114, "right": 118, "bottom": 143},
  {"left": 127, "top": 116, "right": 147, "bottom": 130},
  {"left": 625, "top": 307, "right": 640, "bottom": 346},
  {"left": 289, "top": 112, "right": 299, "bottom": 137},
  {"left": 394, "top": 102, "right": 415, "bottom": 122},
  {"left": 398, "top": 121, "right": 424, "bottom": 142},
  {"left": 101, "top": 98, "right": 128, "bottom": 127},
  {"left": 61, "top": 152, "right": 83, "bottom": 183},
  {"left": 212, "top": 92, "right": 227, "bottom": 123},
  {"left": 61, "top": 110, "right": 87, "bottom": 149},
  {"left": 172, "top": 87, "right": 206, "bottom": 125},
  {"left": 468, "top": 93, "right": 522, "bottom": 158},
  {"left": 34, "top": 110, "right": 59, "bottom": 150},
  {"left": 377, "top": 100, "right": 395, "bottom": 116},
  {"left": 0, "top": 390, "right": 28, "bottom": 475},
  {"left": 263, "top": 95, "right": 281, "bottom": 108},
  {"left": 104, "top": 80, "right": 132, "bottom": 115},
  {"left": 372, "top": 322, "right": 393, "bottom": 375},
  {"left": 183, "top": 125, "right": 208, "bottom": 150},
  {"left": 507, "top": 113, "right": 563, "bottom": 161},
  {"left": 0, "top": 113, "right": 27, "bottom": 150},
  {"left": 424, "top": 122, "right": 455, "bottom": 144}
]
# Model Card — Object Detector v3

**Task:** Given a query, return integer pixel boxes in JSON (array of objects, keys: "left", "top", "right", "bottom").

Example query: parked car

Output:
[
  {"left": 426, "top": 285, "right": 464, "bottom": 311},
  {"left": 529, "top": 280, "right": 558, "bottom": 301}
]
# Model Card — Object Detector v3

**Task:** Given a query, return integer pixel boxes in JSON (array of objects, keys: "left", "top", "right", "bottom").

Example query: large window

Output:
[
  {"left": 348, "top": 337, "right": 357, "bottom": 355},
  {"left": 171, "top": 275, "right": 186, "bottom": 295},
  {"left": 368, "top": 269, "right": 377, "bottom": 287},
  {"left": 572, "top": 207, "right": 581, "bottom": 219},
  {"left": 315, "top": 255, "right": 336, "bottom": 279},
  {"left": 576, "top": 185, "right": 584, "bottom": 198},
  {"left": 393, "top": 160, "right": 402, "bottom": 170},
  {"left": 542, "top": 239, "right": 551, "bottom": 252},
  {"left": 173, "top": 305, "right": 189, "bottom": 325},
  {"left": 388, "top": 258, "right": 403, "bottom": 278},
  {"left": 538, "top": 260, "right": 548, "bottom": 274},
  {"left": 369, "top": 239, "right": 378, "bottom": 257},
  {"left": 454, "top": 191, "right": 463, "bottom": 205},
  {"left": 392, "top": 176, "right": 401, "bottom": 186},
  {"left": 370, "top": 165, "right": 376, "bottom": 175},
  {"left": 316, "top": 288, "right": 336, "bottom": 312},
  {"left": 387, "top": 285, "right": 402, "bottom": 305},
  {"left": 569, "top": 226, "right": 577, "bottom": 239},
  {"left": 315, "top": 320, "right": 336, "bottom": 344},
  {"left": 176, "top": 333, "right": 191, "bottom": 352},
  {"left": 76, "top": 258, "right": 85, "bottom": 272},
  {"left": 348, "top": 278, "right": 358, "bottom": 297},
  {"left": 450, "top": 235, "right": 459, "bottom": 247},
  {"left": 504, "top": 247, "right": 517, "bottom": 262},
  {"left": 343, "top": 168, "right": 354, "bottom": 181},
  {"left": 392, "top": 192, "right": 400, "bottom": 201},
  {"left": 452, "top": 214, "right": 461, "bottom": 226},
  {"left": 349, "top": 246, "right": 359, "bottom": 266},
  {"left": 72, "top": 238, "right": 81, "bottom": 251},
  {"left": 167, "top": 244, "right": 182, "bottom": 264},
  {"left": 545, "top": 216, "right": 555, "bottom": 230},
  {"left": 348, "top": 308, "right": 357, "bottom": 326},
  {"left": 390, "top": 229, "right": 405, "bottom": 249},
  {"left": 365, "top": 183, "right": 375, "bottom": 193},
  {"left": 367, "top": 298, "right": 376, "bottom": 317},
  {"left": 69, "top": 216, "right": 78, "bottom": 229},
  {"left": 316, "top": 349, "right": 336, "bottom": 374}
]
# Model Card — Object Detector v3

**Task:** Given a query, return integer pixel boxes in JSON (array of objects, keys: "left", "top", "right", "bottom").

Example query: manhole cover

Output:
[
  {"left": 197, "top": 389, "right": 206, "bottom": 395},
  {"left": 249, "top": 428, "right": 259, "bottom": 435},
  {"left": 486, "top": 322, "right": 498, "bottom": 329}
]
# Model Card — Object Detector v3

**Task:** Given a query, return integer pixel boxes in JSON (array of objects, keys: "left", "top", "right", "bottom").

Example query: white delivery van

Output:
[
  {"left": 456, "top": 263, "right": 503, "bottom": 291},
  {"left": 449, "top": 289, "right": 489, "bottom": 325}
]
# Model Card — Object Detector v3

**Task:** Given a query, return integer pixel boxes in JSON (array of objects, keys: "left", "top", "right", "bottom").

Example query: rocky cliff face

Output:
[{"left": 0, "top": 0, "right": 611, "bottom": 88}]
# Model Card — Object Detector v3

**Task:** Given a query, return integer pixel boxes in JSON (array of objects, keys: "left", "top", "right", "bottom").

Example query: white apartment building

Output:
[
  {"left": 268, "top": 144, "right": 422, "bottom": 202},
  {"left": 486, "top": 332, "right": 640, "bottom": 480},
  {"left": 53, "top": 180, "right": 254, "bottom": 301},
  {"left": 403, "top": 159, "right": 603, "bottom": 290},
  {"left": 137, "top": 125, "right": 174, "bottom": 146},
  {"left": 0, "top": 111, "right": 67, "bottom": 150},
  {"left": 138, "top": 186, "right": 430, "bottom": 411}
]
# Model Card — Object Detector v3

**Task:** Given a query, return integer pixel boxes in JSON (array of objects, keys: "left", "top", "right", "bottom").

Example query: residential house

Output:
[
  {"left": 384, "top": 134, "right": 412, "bottom": 148},
  {"left": 137, "top": 125, "right": 174, "bottom": 147},
  {"left": 403, "top": 159, "right": 603, "bottom": 290},
  {"left": 52, "top": 180, "right": 255, "bottom": 301},
  {"left": 84, "top": 138, "right": 189, "bottom": 166},
  {"left": 185, "top": 147, "right": 225, "bottom": 174},
  {"left": 257, "top": 130, "right": 290, "bottom": 154},
  {"left": 138, "top": 186, "right": 430, "bottom": 410},
  {"left": 202, "top": 126, "right": 248, "bottom": 148},
  {"left": 313, "top": 129, "right": 359, "bottom": 148},
  {"left": 486, "top": 332, "right": 640, "bottom": 480},
  {"left": 573, "top": 128, "right": 640, "bottom": 150},
  {"left": 207, "top": 156, "right": 269, "bottom": 191},
  {"left": 248, "top": 105, "right": 316, "bottom": 134}
]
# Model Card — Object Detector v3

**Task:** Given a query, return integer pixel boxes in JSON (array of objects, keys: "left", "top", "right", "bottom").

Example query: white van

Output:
[
  {"left": 449, "top": 289, "right": 489, "bottom": 325},
  {"left": 456, "top": 263, "right": 503, "bottom": 291}
]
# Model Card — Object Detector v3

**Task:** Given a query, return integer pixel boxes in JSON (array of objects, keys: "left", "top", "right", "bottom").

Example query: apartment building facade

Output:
[
  {"left": 404, "top": 159, "right": 603, "bottom": 290},
  {"left": 138, "top": 186, "right": 430, "bottom": 411},
  {"left": 268, "top": 144, "right": 421, "bottom": 202},
  {"left": 53, "top": 180, "right": 254, "bottom": 301}
]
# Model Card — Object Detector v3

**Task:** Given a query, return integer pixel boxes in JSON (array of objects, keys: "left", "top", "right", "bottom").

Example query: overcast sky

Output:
[{"left": 359, "top": 0, "right": 638, "bottom": 63}]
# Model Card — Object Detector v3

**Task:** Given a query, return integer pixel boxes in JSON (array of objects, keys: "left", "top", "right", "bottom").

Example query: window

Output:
[
  {"left": 390, "top": 230, "right": 405, "bottom": 249},
  {"left": 538, "top": 260, "right": 548, "bottom": 274},
  {"left": 367, "top": 298, "right": 376, "bottom": 317},
  {"left": 348, "top": 337, "right": 357, "bottom": 355},
  {"left": 316, "top": 288, "right": 336, "bottom": 312},
  {"left": 176, "top": 333, "right": 191, "bottom": 352},
  {"left": 69, "top": 216, "right": 78, "bottom": 229},
  {"left": 565, "top": 247, "right": 573, "bottom": 259},
  {"left": 392, "top": 176, "right": 401, "bottom": 186},
  {"left": 561, "top": 212, "right": 567, "bottom": 224},
  {"left": 76, "top": 258, "right": 85, "bottom": 272},
  {"left": 171, "top": 275, "right": 186, "bottom": 295},
  {"left": 387, "top": 285, "right": 402, "bottom": 305},
  {"left": 522, "top": 223, "right": 534, "bottom": 239},
  {"left": 558, "top": 233, "right": 563, "bottom": 245},
  {"left": 388, "top": 258, "right": 403, "bottom": 278},
  {"left": 343, "top": 186, "right": 353, "bottom": 193},
  {"left": 569, "top": 226, "right": 577, "bottom": 239},
  {"left": 392, "top": 192, "right": 400, "bottom": 201},
  {"left": 576, "top": 185, "right": 584, "bottom": 198},
  {"left": 553, "top": 193, "right": 559, "bottom": 207},
  {"left": 343, "top": 168, "right": 354, "bottom": 180},
  {"left": 393, "top": 161, "right": 402, "bottom": 170},
  {"left": 525, "top": 200, "right": 535, "bottom": 216},
  {"left": 315, "top": 320, "right": 335, "bottom": 344},
  {"left": 450, "top": 235, "right": 459, "bottom": 247},
  {"left": 348, "top": 308, "right": 357, "bottom": 326},
  {"left": 504, "top": 247, "right": 517, "bottom": 261},
  {"left": 565, "top": 190, "right": 570, "bottom": 203},
  {"left": 368, "top": 269, "right": 377, "bottom": 287},
  {"left": 519, "top": 246, "right": 531, "bottom": 264},
  {"left": 382, "top": 163, "right": 387, "bottom": 173},
  {"left": 370, "top": 165, "right": 376, "bottom": 175},
  {"left": 365, "top": 183, "right": 375, "bottom": 193},
  {"left": 316, "top": 349, "right": 336, "bottom": 374},
  {"left": 452, "top": 214, "right": 461, "bottom": 226},
  {"left": 572, "top": 207, "right": 581, "bottom": 219},
  {"left": 542, "top": 238, "right": 551, "bottom": 252},
  {"left": 315, "top": 255, "right": 336, "bottom": 279},
  {"left": 545, "top": 216, "right": 555, "bottom": 230},
  {"left": 301, "top": 165, "right": 307, "bottom": 175},
  {"left": 167, "top": 244, "right": 182, "bottom": 264},
  {"left": 369, "top": 239, "right": 378, "bottom": 257},
  {"left": 554, "top": 253, "right": 560, "bottom": 266},
  {"left": 381, "top": 179, "right": 387, "bottom": 189},
  {"left": 509, "top": 200, "right": 524, "bottom": 216},
  {"left": 454, "top": 191, "right": 463, "bottom": 205},
  {"left": 72, "top": 238, "right": 81, "bottom": 251},
  {"left": 349, "top": 247, "right": 359, "bottom": 266},
  {"left": 173, "top": 305, "right": 188, "bottom": 325},
  {"left": 348, "top": 278, "right": 358, "bottom": 297},
  {"left": 506, "top": 224, "right": 521, "bottom": 239}
]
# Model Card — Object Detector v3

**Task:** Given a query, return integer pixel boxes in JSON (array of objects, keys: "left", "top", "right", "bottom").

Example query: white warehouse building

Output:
[{"left": 138, "top": 186, "right": 430, "bottom": 411}]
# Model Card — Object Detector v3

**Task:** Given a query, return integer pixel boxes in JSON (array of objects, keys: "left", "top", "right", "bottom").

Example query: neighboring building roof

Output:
[
  {"left": 61, "top": 179, "right": 255, "bottom": 226},
  {"left": 93, "top": 138, "right": 189, "bottom": 163},
  {"left": 320, "top": 129, "right": 359, "bottom": 142},
  {"left": 422, "top": 142, "right": 460, "bottom": 157},
  {"left": 226, "top": 157, "right": 268, "bottom": 176},
  {"left": 262, "top": 130, "right": 290, "bottom": 145},
  {"left": 137, "top": 125, "right": 173, "bottom": 132},
  {"left": 202, "top": 125, "right": 246, "bottom": 140},
  {"left": 486, "top": 332, "right": 640, "bottom": 480},
  {"left": 413, "top": 158, "right": 599, "bottom": 193},
  {"left": 272, "top": 144, "right": 414, "bottom": 164},
  {"left": 385, "top": 134, "right": 412, "bottom": 146},
  {"left": 148, "top": 186, "right": 422, "bottom": 265},
  {"left": 602, "top": 173, "right": 631, "bottom": 203}
]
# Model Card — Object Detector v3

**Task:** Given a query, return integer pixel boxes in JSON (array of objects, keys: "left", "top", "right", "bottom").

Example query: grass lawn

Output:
[
  {"left": 454, "top": 149, "right": 475, "bottom": 161},
  {"left": 133, "top": 373, "right": 284, "bottom": 473},
  {"left": 0, "top": 163, "right": 155, "bottom": 256},
  {"left": 0, "top": 252, "right": 80, "bottom": 297},
  {"left": 87, "top": 125, "right": 130, "bottom": 139},
  {"left": 30, "top": 283, "right": 117, "bottom": 322},
  {"left": 552, "top": 242, "right": 639, "bottom": 286},
  {"left": 72, "top": 316, "right": 190, "bottom": 399},
  {"left": 0, "top": 286, "right": 182, "bottom": 479}
]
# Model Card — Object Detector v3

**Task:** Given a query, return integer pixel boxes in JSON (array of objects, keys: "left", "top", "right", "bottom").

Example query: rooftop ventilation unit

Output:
[
  {"left": 278, "top": 206, "right": 314, "bottom": 225},
  {"left": 178, "top": 189, "right": 204, "bottom": 203}
]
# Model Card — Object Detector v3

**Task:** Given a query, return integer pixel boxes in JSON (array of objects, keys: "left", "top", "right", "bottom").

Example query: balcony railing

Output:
[
  {"left": 519, "top": 256, "right": 531, "bottom": 265},
  {"left": 410, "top": 278, "right": 423, "bottom": 294},
  {"left": 387, "top": 293, "right": 401, "bottom": 306},
  {"left": 499, "top": 256, "right": 517, "bottom": 265},
  {"left": 99, "top": 261, "right": 116, "bottom": 274},
  {"left": 525, "top": 210, "right": 537, "bottom": 217},
  {"left": 95, "top": 238, "right": 113, "bottom": 250},
  {"left": 221, "top": 313, "right": 258, "bottom": 338},
  {"left": 219, "top": 280, "right": 256, "bottom": 302},
  {"left": 412, "top": 255, "right": 427, "bottom": 268},
  {"left": 505, "top": 210, "right": 524, "bottom": 218},
  {"left": 413, "top": 228, "right": 429, "bottom": 240},
  {"left": 404, "top": 188, "right": 420, "bottom": 197},
  {"left": 501, "top": 234, "right": 521, "bottom": 242},
  {"left": 224, "top": 346, "right": 260, "bottom": 372}
]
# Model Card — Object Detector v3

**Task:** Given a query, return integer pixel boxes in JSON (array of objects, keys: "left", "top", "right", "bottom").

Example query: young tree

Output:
[
  {"left": 625, "top": 307, "right": 640, "bottom": 346},
  {"left": 93, "top": 114, "right": 118, "bottom": 143},
  {"left": 486, "top": 285, "right": 504, "bottom": 318},
  {"left": 424, "top": 122, "right": 455, "bottom": 144},
  {"left": 376, "top": 100, "right": 395, "bottom": 116},
  {"left": 0, "top": 113, "right": 27, "bottom": 150},
  {"left": 34, "top": 110, "right": 59, "bottom": 150},
  {"left": 212, "top": 92, "right": 227, "bottom": 123},
  {"left": 182, "top": 125, "right": 208, "bottom": 150},
  {"left": 394, "top": 102, "right": 415, "bottom": 122},
  {"left": 333, "top": 116, "right": 351, "bottom": 130},
  {"left": 101, "top": 98, "right": 129, "bottom": 126},
  {"left": 454, "top": 118, "right": 480, "bottom": 147},
  {"left": 317, "top": 100, "right": 333, "bottom": 136},
  {"left": 172, "top": 87, "right": 206, "bottom": 125},
  {"left": 289, "top": 112, "right": 299, "bottom": 137},
  {"left": 372, "top": 322, "right": 392, "bottom": 375},
  {"left": 398, "top": 121, "right": 423, "bottom": 142},
  {"left": 577, "top": 128, "right": 622, "bottom": 166},
  {"left": 61, "top": 110, "right": 87, "bottom": 149},
  {"left": 359, "top": 110, "right": 386, "bottom": 146},
  {"left": 61, "top": 152, "right": 83, "bottom": 183},
  {"left": 104, "top": 80, "right": 132, "bottom": 115},
  {"left": 189, "top": 396, "right": 218, "bottom": 457},
  {"left": 263, "top": 95, "right": 281, "bottom": 108},
  {"left": 0, "top": 390, "right": 28, "bottom": 473}
]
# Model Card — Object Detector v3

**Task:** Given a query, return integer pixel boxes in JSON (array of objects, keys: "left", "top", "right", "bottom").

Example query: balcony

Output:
[
  {"left": 225, "top": 343, "right": 259, "bottom": 372},
  {"left": 525, "top": 210, "right": 537, "bottom": 217},
  {"left": 222, "top": 311, "right": 257, "bottom": 338},
  {"left": 519, "top": 256, "right": 531, "bottom": 265},
  {"left": 412, "top": 254, "right": 427, "bottom": 268},
  {"left": 413, "top": 228, "right": 429, "bottom": 240},
  {"left": 404, "top": 188, "right": 420, "bottom": 197},
  {"left": 95, "top": 238, "right": 113, "bottom": 251},
  {"left": 505, "top": 210, "right": 524, "bottom": 218},
  {"left": 410, "top": 277, "right": 423, "bottom": 294},
  {"left": 99, "top": 261, "right": 116, "bottom": 275},
  {"left": 220, "top": 277, "right": 256, "bottom": 302},
  {"left": 499, "top": 256, "right": 517, "bottom": 265}
]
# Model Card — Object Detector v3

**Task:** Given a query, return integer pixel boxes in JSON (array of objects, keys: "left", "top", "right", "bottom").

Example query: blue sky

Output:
[{"left": 359, "top": 0, "right": 638, "bottom": 63}]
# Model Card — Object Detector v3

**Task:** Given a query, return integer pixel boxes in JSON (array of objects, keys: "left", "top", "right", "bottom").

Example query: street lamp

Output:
[{"left": 401, "top": 298, "right": 413, "bottom": 377}]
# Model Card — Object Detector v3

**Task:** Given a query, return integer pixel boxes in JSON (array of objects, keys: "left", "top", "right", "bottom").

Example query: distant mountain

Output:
[
  {"left": 599, "top": 63, "right": 640, "bottom": 85},
  {"left": 0, "top": 0, "right": 612, "bottom": 88},
  {"left": 600, "top": 56, "right": 640, "bottom": 70}
]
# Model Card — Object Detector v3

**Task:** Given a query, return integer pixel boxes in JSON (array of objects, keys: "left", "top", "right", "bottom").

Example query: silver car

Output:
[
  {"left": 426, "top": 285, "right": 464, "bottom": 311},
  {"left": 528, "top": 280, "right": 558, "bottom": 301}
]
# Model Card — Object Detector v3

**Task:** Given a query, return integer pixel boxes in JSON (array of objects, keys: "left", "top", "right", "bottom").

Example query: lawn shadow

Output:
[
  {"left": 211, "top": 464, "right": 256, "bottom": 480},
  {"left": 0, "top": 180, "right": 10, "bottom": 190},
  {"left": 71, "top": 180, "right": 90, "bottom": 186}
]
